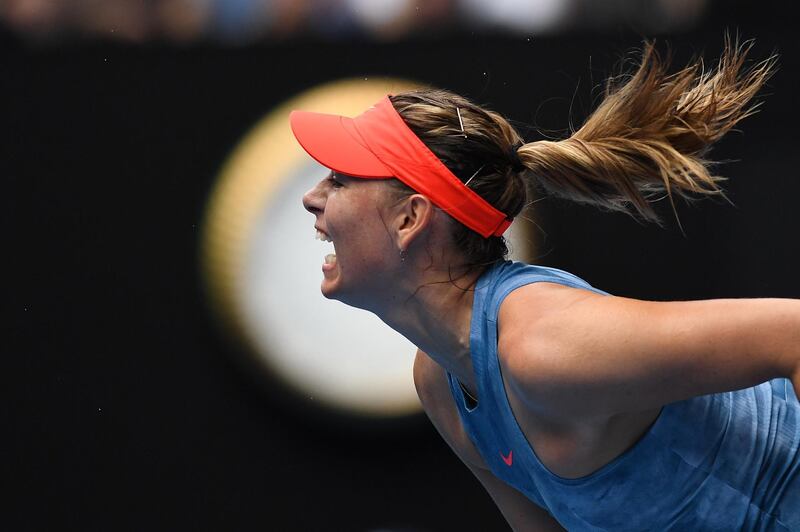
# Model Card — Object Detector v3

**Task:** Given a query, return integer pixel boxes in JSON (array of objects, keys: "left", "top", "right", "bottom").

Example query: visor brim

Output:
[{"left": 289, "top": 110, "right": 393, "bottom": 178}]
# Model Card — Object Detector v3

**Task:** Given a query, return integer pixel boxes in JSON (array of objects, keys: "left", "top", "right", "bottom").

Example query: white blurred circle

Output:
[{"left": 241, "top": 161, "right": 419, "bottom": 415}]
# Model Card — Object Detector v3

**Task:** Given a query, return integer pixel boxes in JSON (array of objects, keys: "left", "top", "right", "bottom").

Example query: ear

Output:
[{"left": 394, "top": 194, "right": 436, "bottom": 252}]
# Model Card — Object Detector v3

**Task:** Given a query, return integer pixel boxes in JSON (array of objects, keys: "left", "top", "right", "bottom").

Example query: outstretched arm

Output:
[{"left": 500, "top": 283, "right": 800, "bottom": 420}]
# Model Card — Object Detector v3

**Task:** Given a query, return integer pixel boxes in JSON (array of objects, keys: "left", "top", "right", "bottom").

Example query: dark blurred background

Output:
[{"left": 4, "top": 1, "right": 799, "bottom": 530}]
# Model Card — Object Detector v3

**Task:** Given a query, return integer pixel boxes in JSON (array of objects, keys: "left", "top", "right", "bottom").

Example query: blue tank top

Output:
[{"left": 446, "top": 261, "right": 800, "bottom": 531}]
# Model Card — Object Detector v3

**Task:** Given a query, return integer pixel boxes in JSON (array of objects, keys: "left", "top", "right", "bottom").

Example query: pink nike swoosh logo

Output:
[{"left": 500, "top": 450, "right": 513, "bottom": 466}]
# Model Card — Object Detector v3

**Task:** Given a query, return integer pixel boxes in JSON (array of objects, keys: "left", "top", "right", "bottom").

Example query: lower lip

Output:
[{"left": 322, "top": 254, "right": 337, "bottom": 273}]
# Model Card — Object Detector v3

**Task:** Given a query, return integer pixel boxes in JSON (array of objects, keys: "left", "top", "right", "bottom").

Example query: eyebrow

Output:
[{"left": 331, "top": 171, "right": 354, "bottom": 182}]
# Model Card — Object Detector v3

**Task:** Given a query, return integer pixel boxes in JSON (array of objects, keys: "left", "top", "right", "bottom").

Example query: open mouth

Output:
[{"left": 315, "top": 229, "right": 337, "bottom": 269}]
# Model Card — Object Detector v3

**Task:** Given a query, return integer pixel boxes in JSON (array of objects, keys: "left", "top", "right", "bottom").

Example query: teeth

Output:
[
  {"left": 324, "top": 254, "right": 337, "bottom": 264},
  {"left": 315, "top": 230, "right": 332, "bottom": 242}
]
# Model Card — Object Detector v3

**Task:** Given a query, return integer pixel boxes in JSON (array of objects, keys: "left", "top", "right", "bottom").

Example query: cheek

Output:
[
  {"left": 337, "top": 217, "right": 391, "bottom": 264},
  {"left": 327, "top": 189, "right": 395, "bottom": 263},
  {"left": 348, "top": 222, "right": 387, "bottom": 260},
  {"left": 327, "top": 195, "right": 376, "bottom": 240}
]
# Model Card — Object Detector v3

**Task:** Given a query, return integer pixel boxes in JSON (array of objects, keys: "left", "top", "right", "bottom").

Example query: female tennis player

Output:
[{"left": 291, "top": 38, "right": 798, "bottom": 531}]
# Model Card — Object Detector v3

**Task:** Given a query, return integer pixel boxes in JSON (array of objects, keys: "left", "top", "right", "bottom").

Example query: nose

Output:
[{"left": 302, "top": 178, "right": 326, "bottom": 215}]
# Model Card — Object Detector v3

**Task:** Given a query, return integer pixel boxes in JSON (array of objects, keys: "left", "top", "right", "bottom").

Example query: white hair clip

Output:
[{"left": 456, "top": 107, "right": 467, "bottom": 138}]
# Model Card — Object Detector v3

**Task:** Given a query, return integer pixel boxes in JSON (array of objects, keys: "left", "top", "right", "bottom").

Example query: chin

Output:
[
  {"left": 320, "top": 278, "right": 351, "bottom": 303},
  {"left": 320, "top": 280, "right": 340, "bottom": 300},
  {"left": 322, "top": 283, "right": 373, "bottom": 312}
]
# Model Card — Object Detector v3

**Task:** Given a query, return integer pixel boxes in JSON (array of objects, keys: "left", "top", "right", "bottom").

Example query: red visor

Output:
[{"left": 289, "top": 96, "right": 512, "bottom": 238}]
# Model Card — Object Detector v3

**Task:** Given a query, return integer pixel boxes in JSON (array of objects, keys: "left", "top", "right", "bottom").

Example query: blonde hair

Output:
[
  {"left": 390, "top": 35, "right": 777, "bottom": 267},
  {"left": 520, "top": 35, "right": 777, "bottom": 226}
]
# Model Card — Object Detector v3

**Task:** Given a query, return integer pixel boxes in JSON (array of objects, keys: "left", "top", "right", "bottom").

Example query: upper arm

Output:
[
  {"left": 502, "top": 284, "right": 800, "bottom": 418},
  {"left": 413, "top": 351, "right": 565, "bottom": 532}
]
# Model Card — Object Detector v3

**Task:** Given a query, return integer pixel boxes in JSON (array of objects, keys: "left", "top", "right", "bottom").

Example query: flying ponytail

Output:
[{"left": 517, "top": 35, "right": 778, "bottom": 224}]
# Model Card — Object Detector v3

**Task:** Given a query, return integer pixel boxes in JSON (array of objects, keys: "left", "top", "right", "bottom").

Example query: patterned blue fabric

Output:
[{"left": 446, "top": 261, "right": 800, "bottom": 530}]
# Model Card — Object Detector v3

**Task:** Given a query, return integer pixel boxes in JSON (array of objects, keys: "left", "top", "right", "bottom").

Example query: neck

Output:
[{"left": 369, "top": 264, "right": 487, "bottom": 392}]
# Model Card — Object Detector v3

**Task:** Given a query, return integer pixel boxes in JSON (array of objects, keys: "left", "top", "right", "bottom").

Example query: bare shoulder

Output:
[
  {"left": 495, "top": 281, "right": 611, "bottom": 418},
  {"left": 496, "top": 281, "right": 603, "bottom": 371},
  {"left": 413, "top": 350, "right": 486, "bottom": 468},
  {"left": 498, "top": 280, "right": 601, "bottom": 340}
]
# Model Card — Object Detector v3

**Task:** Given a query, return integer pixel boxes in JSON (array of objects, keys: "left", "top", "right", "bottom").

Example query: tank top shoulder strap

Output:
[{"left": 481, "top": 261, "right": 609, "bottom": 320}]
